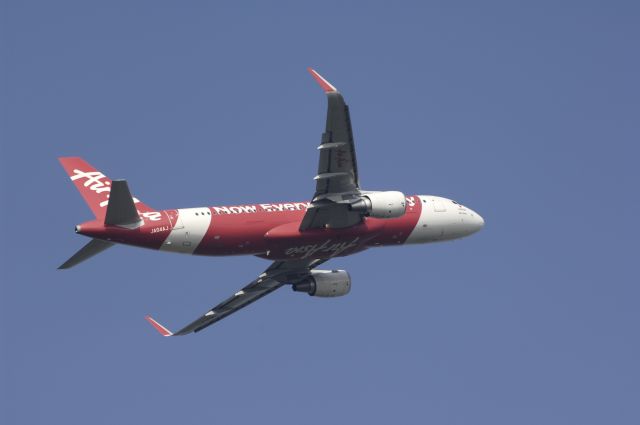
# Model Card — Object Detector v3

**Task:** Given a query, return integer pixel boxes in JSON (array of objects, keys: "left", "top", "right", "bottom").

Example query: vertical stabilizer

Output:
[{"left": 58, "top": 157, "right": 153, "bottom": 220}]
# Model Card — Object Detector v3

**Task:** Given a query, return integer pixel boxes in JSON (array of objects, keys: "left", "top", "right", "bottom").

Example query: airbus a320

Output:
[{"left": 59, "top": 68, "right": 484, "bottom": 336}]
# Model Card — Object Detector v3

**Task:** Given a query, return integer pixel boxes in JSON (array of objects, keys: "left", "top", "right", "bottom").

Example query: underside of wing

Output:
[
  {"left": 314, "top": 91, "right": 359, "bottom": 197},
  {"left": 299, "top": 202, "right": 361, "bottom": 231},
  {"left": 167, "top": 277, "right": 283, "bottom": 335},
  {"left": 145, "top": 259, "right": 326, "bottom": 336},
  {"left": 301, "top": 68, "right": 364, "bottom": 231}
]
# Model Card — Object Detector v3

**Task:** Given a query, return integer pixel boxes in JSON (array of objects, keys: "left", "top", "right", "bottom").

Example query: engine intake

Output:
[
  {"left": 350, "top": 191, "right": 406, "bottom": 219},
  {"left": 292, "top": 270, "right": 351, "bottom": 297}
]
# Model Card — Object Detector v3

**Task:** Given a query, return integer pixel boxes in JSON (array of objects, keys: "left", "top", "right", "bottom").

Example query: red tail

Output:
[{"left": 58, "top": 157, "right": 154, "bottom": 220}]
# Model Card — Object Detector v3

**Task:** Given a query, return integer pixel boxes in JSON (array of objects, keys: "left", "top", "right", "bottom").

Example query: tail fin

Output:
[{"left": 58, "top": 157, "right": 154, "bottom": 220}]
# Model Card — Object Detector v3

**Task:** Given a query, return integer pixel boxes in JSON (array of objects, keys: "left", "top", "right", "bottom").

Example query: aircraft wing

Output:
[
  {"left": 145, "top": 259, "right": 326, "bottom": 336},
  {"left": 300, "top": 68, "right": 363, "bottom": 231}
]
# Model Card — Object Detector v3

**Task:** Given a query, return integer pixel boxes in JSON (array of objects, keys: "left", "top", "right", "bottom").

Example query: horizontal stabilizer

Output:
[
  {"left": 104, "top": 180, "right": 141, "bottom": 227},
  {"left": 58, "top": 238, "right": 115, "bottom": 269}
]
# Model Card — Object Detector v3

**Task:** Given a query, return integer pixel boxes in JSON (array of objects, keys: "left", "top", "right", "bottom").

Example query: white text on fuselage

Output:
[
  {"left": 212, "top": 203, "right": 310, "bottom": 215},
  {"left": 286, "top": 237, "right": 360, "bottom": 259}
]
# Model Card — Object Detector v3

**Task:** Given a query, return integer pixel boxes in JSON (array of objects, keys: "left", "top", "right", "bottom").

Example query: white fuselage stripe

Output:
[{"left": 160, "top": 208, "right": 212, "bottom": 254}]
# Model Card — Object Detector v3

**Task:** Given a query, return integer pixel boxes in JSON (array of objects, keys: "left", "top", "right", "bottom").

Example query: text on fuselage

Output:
[{"left": 212, "top": 203, "right": 310, "bottom": 215}]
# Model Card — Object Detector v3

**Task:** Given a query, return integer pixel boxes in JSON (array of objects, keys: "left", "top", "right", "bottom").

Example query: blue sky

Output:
[{"left": 2, "top": 1, "right": 639, "bottom": 424}]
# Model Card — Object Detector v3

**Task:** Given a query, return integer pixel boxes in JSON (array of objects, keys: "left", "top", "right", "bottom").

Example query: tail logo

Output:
[{"left": 70, "top": 169, "right": 140, "bottom": 208}]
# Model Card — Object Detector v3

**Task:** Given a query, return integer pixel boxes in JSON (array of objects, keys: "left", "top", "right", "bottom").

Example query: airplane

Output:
[{"left": 58, "top": 68, "right": 484, "bottom": 336}]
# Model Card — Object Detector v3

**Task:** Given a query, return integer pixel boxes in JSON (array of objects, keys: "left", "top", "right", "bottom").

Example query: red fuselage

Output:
[{"left": 77, "top": 195, "right": 425, "bottom": 261}]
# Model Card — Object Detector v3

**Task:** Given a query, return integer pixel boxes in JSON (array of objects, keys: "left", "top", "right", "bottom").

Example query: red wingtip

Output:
[
  {"left": 307, "top": 67, "right": 337, "bottom": 93},
  {"left": 145, "top": 315, "right": 173, "bottom": 337}
]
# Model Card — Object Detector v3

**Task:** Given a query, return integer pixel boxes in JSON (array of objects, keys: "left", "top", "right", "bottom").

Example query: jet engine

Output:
[
  {"left": 292, "top": 270, "right": 351, "bottom": 297},
  {"left": 350, "top": 191, "right": 406, "bottom": 219}
]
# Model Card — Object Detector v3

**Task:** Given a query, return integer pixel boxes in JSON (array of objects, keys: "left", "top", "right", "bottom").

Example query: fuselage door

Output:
[
  {"left": 433, "top": 198, "right": 447, "bottom": 212},
  {"left": 166, "top": 209, "right": 185, "bottom": 229}
]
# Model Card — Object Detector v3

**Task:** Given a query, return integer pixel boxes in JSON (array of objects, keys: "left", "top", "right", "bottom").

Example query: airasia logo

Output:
[
  {"left": 286, "top": 237, "right": 360, "bottom": 259},
  {"left": 70, "top": 169, "right": 140, "bottom": 208}
]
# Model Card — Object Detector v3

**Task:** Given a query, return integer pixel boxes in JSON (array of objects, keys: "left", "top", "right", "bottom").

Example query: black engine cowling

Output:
[{"left": 292, "top": 270, "right": 351, "bottom": 297}]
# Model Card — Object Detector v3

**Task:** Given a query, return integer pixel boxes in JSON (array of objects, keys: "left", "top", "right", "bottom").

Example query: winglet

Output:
[
  {"left": 307, "top": 67, "right": 337, "bottom": 93},
  {"left": 145, "top": 315, "right": 173, "bottom": 337}
]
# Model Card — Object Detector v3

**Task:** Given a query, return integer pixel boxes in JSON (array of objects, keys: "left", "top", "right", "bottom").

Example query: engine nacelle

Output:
[
  {"left": 350, "top": 191, "right": 406, "bottom": 219},
  {"left": 292, "top": 270, "right": 351, "bottom": 297}
]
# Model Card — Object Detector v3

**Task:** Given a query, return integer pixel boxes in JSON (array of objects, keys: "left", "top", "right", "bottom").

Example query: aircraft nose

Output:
[{"left": 467, "top": 209, "right": 485, "bottom": 233}]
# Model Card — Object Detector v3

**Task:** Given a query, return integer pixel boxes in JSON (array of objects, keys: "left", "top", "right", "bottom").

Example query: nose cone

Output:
[{"left": 467, "top": 209, "right": 485, "bottom": 234}]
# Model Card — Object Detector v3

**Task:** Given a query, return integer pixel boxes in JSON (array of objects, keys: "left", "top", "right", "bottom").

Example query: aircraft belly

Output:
[
  {"left": 263, "top": 220, "right": 381, "bottom": 261},
  {"left": 193, "top": 210, "right": 305, "bottom": 256}
]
